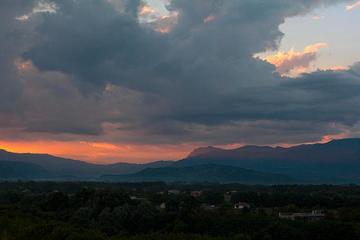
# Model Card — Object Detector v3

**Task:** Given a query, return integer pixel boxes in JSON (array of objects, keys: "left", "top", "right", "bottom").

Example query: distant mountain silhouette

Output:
[
  {"left": 2, "top": 138, "right": 360, "bottom": 183},
  {"left": 0, "top": 149, "right": 173, "bottom": 180},
  {"left": 188, "top": 146, "right": 224, "bottom": 158},
  {"left": 176, "top": 139, "right": 360, "bottom": 183},
  {"left": 0, "top": 161, "right": 49, "bottom": 179},
  {"left": 101, "top": 164, "right": 294, "bottom": 184}
]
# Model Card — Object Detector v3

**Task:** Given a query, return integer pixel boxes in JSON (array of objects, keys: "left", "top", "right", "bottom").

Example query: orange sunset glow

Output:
[
  {"left": 0, "top": 135, "right": 345, "bottom": 164},
  {"left": 0, "top": 140, "right": 192, "bottom": 164}
]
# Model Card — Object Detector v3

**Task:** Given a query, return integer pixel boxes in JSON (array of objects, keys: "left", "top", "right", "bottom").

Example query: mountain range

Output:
[
  {"left": 176, "top": 138, "right": 360, "bottom": 183},
  {"left": 1, "top": 138, "right": 360, "bottom": 183},
  {"left": 0, "top": 149, "right": 173, "bottom": 180},
  {"left": 101, "top": 164, "right": 294, "bottom": 184}
]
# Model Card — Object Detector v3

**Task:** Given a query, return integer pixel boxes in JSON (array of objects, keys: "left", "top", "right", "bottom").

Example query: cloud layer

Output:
[
  {"left": 263, "top": 43, "right": 328, "bottom": 75},
  {"left": 346, "top": 0, "right": 360, "bottom": 10},
  {"left": 0, "top": 0, "right": 359, "bottom": 160}
]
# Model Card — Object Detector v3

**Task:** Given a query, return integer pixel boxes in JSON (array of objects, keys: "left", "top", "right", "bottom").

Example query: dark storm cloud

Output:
[
  {"left": 0, "top": 0, "right": 37, "bottom": 112},
  {"left": 1, "top": 0, "right": 360, "bottom": 145},
  {"left": 26, "top": 0, "right": 349, "bottom": 92},
  {"left": 0, "top": 0, "right": 109, "bottom": 135},
  {"left": 24, "top": 0, "right": 167, "bottom": 92},
  {"left": 282, "top": 65, "right": 360, "bottom": 124}
]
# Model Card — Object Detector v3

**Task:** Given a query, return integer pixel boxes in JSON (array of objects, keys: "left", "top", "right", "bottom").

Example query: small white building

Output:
[
  {"left": 168, "top": 189, "right": 180, "bottom": 195},
  {"left": 201, "top": 204, "right": 219, "bottom": 211},
  {"left": 224, "top": 191, "right": 237, "bottom": 203},
  {"left": 130, "top": 196, "right": 147, "bottom": 201},
  {"left": 234, "top": 202, "right": 250, "bottom": 209},
  {"left": 159, "top": 202, "right": 166, "bottom": 209}
]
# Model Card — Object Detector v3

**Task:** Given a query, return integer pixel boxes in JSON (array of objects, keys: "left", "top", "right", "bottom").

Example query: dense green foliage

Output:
[{"left": 1, "top": 182, "right": 360, "bottom": 240}]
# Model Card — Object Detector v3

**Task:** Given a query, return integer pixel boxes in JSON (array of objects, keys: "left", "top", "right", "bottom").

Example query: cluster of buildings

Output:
[
  {"left": 137, "top": 189, "right": 326, "bottom": 221},
  {"left": 161, "top": 189, "right": 251, "bottom": 211}
]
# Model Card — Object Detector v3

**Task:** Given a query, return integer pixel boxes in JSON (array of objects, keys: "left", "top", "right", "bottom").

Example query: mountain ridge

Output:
[
  {"left": 188, "top": 138, "right": 360, "bottom": 161},
  {"left": 0, "top": 149, "right": 174, "bottom": 179},
  {"left": 2, "top": 138, "right": 360, "bottom": 183},
  {"left": 101, "top": 164, "right": 295, "bottom": 184},
  {"left": 178, "top": 138, "right": 360, "bottom": 183}
]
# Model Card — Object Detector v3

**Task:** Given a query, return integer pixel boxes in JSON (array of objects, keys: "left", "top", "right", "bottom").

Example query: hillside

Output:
[
  {"left": 0, "top": 149, "right": 173, "bottom": 179},
  {"left": 101, "top": 164, "right": 294, "bottom": 184},
  {"left": 176, "top": 139, "right": 360, "bottom": 183},
  {"left": 1, "top": 139, "right": 360, "bottom": 183},
  {"left": 0, "top": 161, "right": 49, "bottom": 179}
]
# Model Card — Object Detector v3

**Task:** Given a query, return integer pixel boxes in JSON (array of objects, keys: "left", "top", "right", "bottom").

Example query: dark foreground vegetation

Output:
[{"left": 1, "top": 182, "right": 360, "bottom": 240}]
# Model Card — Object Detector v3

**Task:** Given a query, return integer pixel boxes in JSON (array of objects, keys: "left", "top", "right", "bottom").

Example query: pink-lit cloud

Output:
[
  {"left": 152, "top": 12, "right": 179, "bottom": 34},
  {"left": 312, "top": 15, "right": 325, "bottom": 20},
  {"left": 321, "top": 132, "right": 351, "bottom": 143},
  {"left": 138, "top": 4, "right": 155, "bottom": 16},
  {"left": 262, "top": 42, "right": 328, "bottom": 76},
  {"left": 320, "top": 65, "right": 350, "bottom": 71},
  {"left": 15, "top": 59, "right": 34, "bottom": 72},
  {"left": 203, "top": 15, "right": 216, "bottom": 23},
  {"left": 346, "top": 0, "right": 360, "bottom": 10}
]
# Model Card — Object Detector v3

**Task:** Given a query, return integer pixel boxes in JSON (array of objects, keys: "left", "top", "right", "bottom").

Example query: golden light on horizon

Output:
[{"left": 0, "top": 140, "right": 191, "bottom": 164}]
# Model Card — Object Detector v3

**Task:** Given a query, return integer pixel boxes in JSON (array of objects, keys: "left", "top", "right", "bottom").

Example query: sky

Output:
[{"left": 0, "top": 0, "right": 360, "bottom": 163}]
